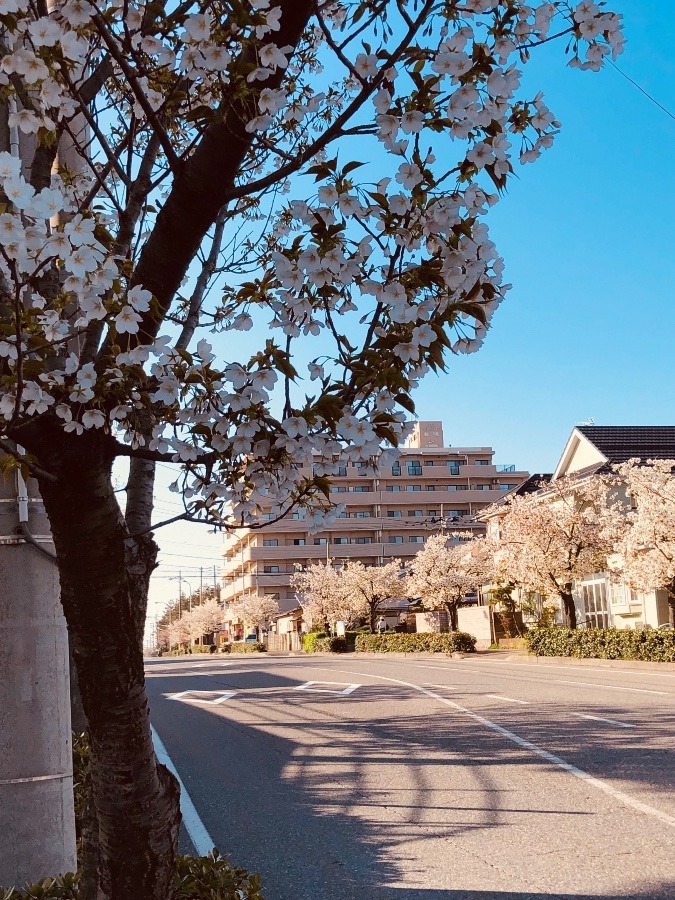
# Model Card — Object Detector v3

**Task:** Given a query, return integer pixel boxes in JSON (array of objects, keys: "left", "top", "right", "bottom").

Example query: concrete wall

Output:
[
  {"left": 0, "top": 472, "right": 76, "bottom": 886},
  {"left": 457, "top": 606, "right": 493, "bottom": 648}
]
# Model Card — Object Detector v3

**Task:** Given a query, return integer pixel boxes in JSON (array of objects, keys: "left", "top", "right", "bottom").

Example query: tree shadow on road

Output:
[{"left": 146, "top": 664, "right": 675, "bottom": 900}]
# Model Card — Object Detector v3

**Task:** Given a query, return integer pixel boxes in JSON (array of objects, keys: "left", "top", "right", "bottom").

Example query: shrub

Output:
[
  {"left": 525, "top": 627, "right": 675, "bottom": 662},
  {"left": 230, "top": 641, "right": 266, "bottom": 653},
  {"left": 302, "top": 631, "right": 326, "bottom": 653},
  {"left": 355, "top": 632, "right": 476, "bottom": 653},
  {"left": 302, "top": 632, "right": 357, "bottom": 653}
]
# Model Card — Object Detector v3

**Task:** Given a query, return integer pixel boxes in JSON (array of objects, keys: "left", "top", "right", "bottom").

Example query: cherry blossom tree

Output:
[
  {"left": 605, "top": 459, "right": 675, "bottom": 626},
  {"left": 494, "top": 475, "right": 613, "bottom": 628},
  {"left": 341, "top": 558, "right": 405, "bottom": 632},
  {"left": 408, "top": 533, "right": 494, "bottom": 630},
  {"left": 291, "top": 561, "right": 354, "bottom": 628},
  {"left": 184, "top": 597, "right": 224, "bottom": 642},
  {"left": 0, "top": 0, "right": 622, "bottom": 894},
  {"left": 232, "top": 592, "right": 279, "bottom": 632}
]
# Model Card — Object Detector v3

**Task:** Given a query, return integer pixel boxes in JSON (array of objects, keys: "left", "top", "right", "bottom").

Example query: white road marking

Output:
[
  {"left": 486, "top": 694, "right": 530, "bottom": 705},
  {"left": 414, "top": 664, "right": 457, "bottom": 671},
  {"left": 151, "top": 725, "right": 215, "bottom": 857},
  {"left": 295, "top": 681, "right": 360, "bottom": 695},
  {"left": 423, "top": 684, "right": 458, "bottom": 689},
  {"left": 556, "top": 679, "right": 667, "bottom": 696},
  {"left": 329, "top": 667, "right": 675, "bottom": 831},
  {"left": 168, "top": 690, "right": 236, "bottom": 704},
  {"left": 571, "top": 713, "right": 636, "bottom": 729}
]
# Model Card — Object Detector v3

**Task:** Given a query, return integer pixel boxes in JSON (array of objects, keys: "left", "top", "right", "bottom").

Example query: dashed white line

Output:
[
  {"left": 571, "top": 713, "right": 636, "bottom": 729},
  {"left": 329, "top": 667, "right": 675, "bottom": 831},
  {"left": 486, "top": 694, "right": 530, "bottom": 705},
  {"left": 556, "top": 679, "right": 667, "bottom": 696}
]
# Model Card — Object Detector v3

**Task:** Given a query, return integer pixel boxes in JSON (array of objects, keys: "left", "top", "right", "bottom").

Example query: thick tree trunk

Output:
[
  {"left": 560, "top": 586, "right": 577, "bottom": 630},
  {"left": 31, "top": 431, "right": 180, "bottom": 900}
]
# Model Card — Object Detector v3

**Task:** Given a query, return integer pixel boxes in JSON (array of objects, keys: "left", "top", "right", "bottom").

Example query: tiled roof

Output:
[
  {"left": 577, "top": 426, "right": 675, "bottom": 463},
  {"left": 514, "top": 474, "right": 552, "bottom": 496}
]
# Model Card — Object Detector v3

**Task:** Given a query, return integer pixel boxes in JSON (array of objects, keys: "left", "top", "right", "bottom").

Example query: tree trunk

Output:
[
  {"left": 560, "top": 587, "right": 577, "bottom": 630},
  {"left": 448, "top": 603, "right": 458, "bottom": 632},
  {"left": 31, "top": 430, "right": 180, "bottom": 900}
]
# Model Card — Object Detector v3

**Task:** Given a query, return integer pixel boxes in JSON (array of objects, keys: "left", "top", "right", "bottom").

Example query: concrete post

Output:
[{"left": 0, "top": 467, "right": 77, "bottom": 887}]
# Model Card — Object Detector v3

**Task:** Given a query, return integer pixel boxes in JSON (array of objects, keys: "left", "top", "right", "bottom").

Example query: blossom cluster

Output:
[{"left": 0, "top": 0, "right": 622, "bottom": 529}]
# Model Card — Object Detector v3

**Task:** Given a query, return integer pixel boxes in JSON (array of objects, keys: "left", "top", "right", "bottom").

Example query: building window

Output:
[
  {"left": 387, "top": 510, "right": 402, "bottom": 518},
  {"left": 409, "top": 535, "right": 424, "bottom": 543},
  {"left": 291, "top": 511, "right": 306, "bottom": 519},
  {"left": 447, "top": 462, "right": 460, "bottom": 475},
  {"left": 426, "top": 485, "right": 436, "bottom": 491},
  {"left": 354, "top": 537, "right": 372, "bottom": 544},
  {"left": 263, "top": 566, "right": 280, "bottom": 574},
  {"left": 448, "top": 510, "right": 462, "bottom": 518},
  {"left": 475, "top": 484, "right": 492, "bottom": 491},
  {"left": 406, "top": 484, "right": 422, "bottom": 492},
  {"left": 389, "top": 536, "right": 404, "bottom": 544},
  {"left": 475, "top": 460, "right": 489, "bottom": 466},
  {"left": 338, "top": 512, "right": 350, "bottom": 518},
  {"left": 427, "top": 510, "right": 439, "bottom": 517},
  {"left": 407, "top": 463, "right": 422, "bottom": 476},
  {"left": 425, "top": 460, "right": 434, "bottom": 466},
  {"left": 263, "top": 539, "right": 278, "bottom": 547},
  {"left": 351, "top": 486, "right": 368, "bottom": 492},
  {"left": 333, "top": 537, "right": 349, "bottom": 544},
  {"left": 386, "top": 485, "right": 402, "bottom": 492},
  {"left": 262, "top": 513, "right": 274, "bottom": 521},
  {"left": 391, "top": 464, "right": 401, "bottom": 476},
  {"left": 499, "top": 484, "right": 517, "bottom": 491},
  {"left": 337, "top": 466, "right": 347, "bottom": 476},
  {"left": 314, "top": 538, "right": 327, "bottom": 545},
  {"left": 356, "top": 462, "right": 368, "bottom": 476},
  {"left": 354, "top": 511, "right": 371, "bottom": 518},
  {"left": 447, "top": 484, "right": 468, "bottom": 492},
  {"left": 407, "top": 510, "right": 423, "bottom": 517},
  {"left": 293, "top": 539, "right": 306, "bottom": 546},
  {"left": 331, "top": 486, "right": 348, "bottom": 493}
]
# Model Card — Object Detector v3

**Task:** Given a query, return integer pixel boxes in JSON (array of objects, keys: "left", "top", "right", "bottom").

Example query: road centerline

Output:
[{"left": 555, "top": 679, "right": 667, "bottom": 696}]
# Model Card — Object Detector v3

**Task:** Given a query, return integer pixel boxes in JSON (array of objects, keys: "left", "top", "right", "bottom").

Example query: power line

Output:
[{"left": 607, "top": 59, "right": 675, "bottom": 125}]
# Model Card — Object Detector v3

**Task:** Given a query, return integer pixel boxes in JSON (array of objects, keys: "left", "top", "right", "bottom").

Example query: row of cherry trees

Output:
[
  {"left": 292, "top": 461, "right": 675, "bottom": 634},
  {"left": 291, "top": 534, "right": 495, "bottom": 632}
]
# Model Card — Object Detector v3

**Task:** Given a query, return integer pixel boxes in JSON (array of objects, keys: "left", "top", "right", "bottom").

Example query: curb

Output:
[{"left": 496, "top": 654, "right": 675, "bottom": 673}]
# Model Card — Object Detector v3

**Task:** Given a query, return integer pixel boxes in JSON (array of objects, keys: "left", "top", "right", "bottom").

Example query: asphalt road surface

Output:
[{"left": 145, "top": 653, "right": 675, "bottom": 900}]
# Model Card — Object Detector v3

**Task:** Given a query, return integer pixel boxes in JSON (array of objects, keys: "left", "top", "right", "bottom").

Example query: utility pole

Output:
[
  {"left": 0, "top": 93, "right": 77, "bottom": 885},
  {"left": 0, "top": 462, "right": 77, "bottom": 885}
]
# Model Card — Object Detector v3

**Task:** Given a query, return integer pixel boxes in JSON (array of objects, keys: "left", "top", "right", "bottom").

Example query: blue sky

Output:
[{"left": 147, "top": 2, "right": 675, "bottom": 615}]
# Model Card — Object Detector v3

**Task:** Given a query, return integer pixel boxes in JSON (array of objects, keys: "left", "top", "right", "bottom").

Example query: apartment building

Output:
[{"left": 221, "top": 421, "right": 529, "bottom": 614}]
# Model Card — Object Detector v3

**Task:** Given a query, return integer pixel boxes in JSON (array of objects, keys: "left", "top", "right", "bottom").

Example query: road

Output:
[{"left": 145, "top": 653, "right": 675, "bottom": 900}]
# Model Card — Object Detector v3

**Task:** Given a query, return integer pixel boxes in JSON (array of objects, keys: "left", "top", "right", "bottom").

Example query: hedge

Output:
[
  {"left": 355, "top": 632, "right": 476, "bottom": 653},
  {"left": 302, "top": 631, "right": 359, "bottom": 653},
  {"left": 0, "top": 736, "right": 264, "bottom": 900},
  {"left": 525, "top": 627, "right": 675, "bottom": 662},
  {"left": 230, "top": 641, "right": 266, "bottom": 653}
]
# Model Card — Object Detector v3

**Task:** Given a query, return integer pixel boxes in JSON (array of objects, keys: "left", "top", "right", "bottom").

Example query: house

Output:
[{"left": 483, "top": 426, "right": 675, "bottom": 630}]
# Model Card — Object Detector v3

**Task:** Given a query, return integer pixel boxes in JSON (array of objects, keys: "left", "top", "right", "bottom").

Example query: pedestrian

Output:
[{"left": 376, "top": 616, "right": 386, "bottom": 635}]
